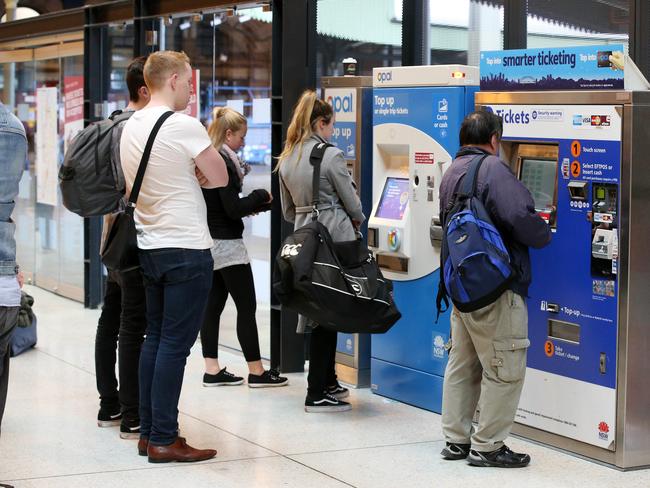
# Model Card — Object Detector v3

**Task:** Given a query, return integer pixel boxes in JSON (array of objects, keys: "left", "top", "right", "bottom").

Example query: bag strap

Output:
[
  {"left": 125, "top": 110, "right": 174, "bottom": 215},
  {"left": 309, "top": 141, "right": 334, "bottom": 221},
  {"left": 458, "top": 153, "right": 489, "bottom": 199}
]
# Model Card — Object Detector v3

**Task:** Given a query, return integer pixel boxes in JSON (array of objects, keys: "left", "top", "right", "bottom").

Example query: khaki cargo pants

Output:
[{"left": 441, "top": 290, "right": 529, "bottom": 452}]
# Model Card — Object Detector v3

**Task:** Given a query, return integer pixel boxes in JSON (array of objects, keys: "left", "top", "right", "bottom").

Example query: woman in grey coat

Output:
[{"left": 278, "top": 90, "right": 365, "bottom": 413}]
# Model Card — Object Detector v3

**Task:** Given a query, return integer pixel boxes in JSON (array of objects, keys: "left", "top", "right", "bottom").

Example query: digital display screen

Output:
[
  {"left": 520, "top": 158, "right": 557, "bottom": 211},
  {"left": 595, "top": 187, "right": 606, "bottom": 200},
  {"left": 375, "top": 177, "right": 409, "bottom": 220}
]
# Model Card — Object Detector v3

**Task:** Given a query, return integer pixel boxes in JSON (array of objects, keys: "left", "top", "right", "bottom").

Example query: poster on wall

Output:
[
  {"left": 36, "top": 86, "right": 59, "bottom": 206},
  {"left": 181, "top": 69, "right": 200, "bottom": 119},
  {"left": 64, "top": 76, "right": 84, "bottom": 153}
]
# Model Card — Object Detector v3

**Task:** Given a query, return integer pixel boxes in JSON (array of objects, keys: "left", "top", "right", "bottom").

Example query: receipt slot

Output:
[
  {"left": 368, "top": 65, "right": 479, "bottom": 413},
  {"left": 478, "top": 45, "right": 650, "bottom": 469},
  {"left": 322, "top": 76, "right": 373, "bottom": 387}
]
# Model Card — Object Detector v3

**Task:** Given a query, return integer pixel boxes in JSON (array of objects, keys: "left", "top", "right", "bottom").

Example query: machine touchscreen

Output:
[
  {"left": 520, "top": 158, "right": 557, "bottom": 211},
  {"left": 375, "top": 177, "right": 410, "bottom": 220}
]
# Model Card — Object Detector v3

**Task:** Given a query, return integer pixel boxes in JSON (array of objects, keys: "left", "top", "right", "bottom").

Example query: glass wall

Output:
[
  {"left": 7, "top": 24, "right": 132, "bottom": 301},
  {"left": 527, "top": 1, "right": 629, "bottom": 51},
  {"left": 316, "top": 0, "right": 402, "bottom": 78},
  {"left": 161, "top": 8, "right": 273, "bottom": 358},
  {"left": 6, "top": 47, "right": 85, "bottom": 300}
]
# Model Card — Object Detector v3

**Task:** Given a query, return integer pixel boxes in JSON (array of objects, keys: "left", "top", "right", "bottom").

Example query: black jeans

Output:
[
  {"left": 94, "top": 268, "right": 146, "bottom": 421},
  {"left": 200, "top": 264, "right": 261, "bottom": 362},
  {"left": 138, "top": 248, "right": 213, "bottom": 446},
  {"left": 307, "top": 326, "right": 338, "bottom": 397},
  {"left": 0, "top": 306, "right": 18, "bottom": 436}
]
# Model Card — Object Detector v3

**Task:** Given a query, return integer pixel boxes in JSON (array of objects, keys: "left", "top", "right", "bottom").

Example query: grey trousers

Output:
[
  {"left": 0, "top": 306, "right": 19, "bottom": 436},
  {"left": 441, "top": 291, "right": 529, "bottom": 452}
]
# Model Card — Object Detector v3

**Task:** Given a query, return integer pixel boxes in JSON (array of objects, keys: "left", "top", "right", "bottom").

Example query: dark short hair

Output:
[
  {"left": 126, "top": 56, "right": 148, "bottom": 102},
  {"left": 459, "top": 109, "right": 503, "bottom": 146}
]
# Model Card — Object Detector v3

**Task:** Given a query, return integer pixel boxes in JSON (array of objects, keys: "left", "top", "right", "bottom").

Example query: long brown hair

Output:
[{"left": 276, "top": 90, "right": 333, "bottom": 168}]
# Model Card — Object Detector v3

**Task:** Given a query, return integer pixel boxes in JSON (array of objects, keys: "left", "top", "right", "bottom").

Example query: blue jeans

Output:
[{"left": 138, "top": 248, "right": 213, "bottom": 446}]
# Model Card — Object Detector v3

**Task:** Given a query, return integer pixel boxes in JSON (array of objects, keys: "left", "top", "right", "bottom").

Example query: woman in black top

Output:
[{"left": 201, "top": 107, "right": 287, "bottom": 388}]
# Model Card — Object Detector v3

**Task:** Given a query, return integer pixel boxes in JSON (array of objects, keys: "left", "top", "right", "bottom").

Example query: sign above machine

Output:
[{"left": 479, "top": 45, "right": 625, "bottom": 91}]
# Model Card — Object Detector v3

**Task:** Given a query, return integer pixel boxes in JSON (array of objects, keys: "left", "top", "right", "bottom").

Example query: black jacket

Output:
[
  {"left": 439, "top": 146, "right": 552, "bottom": 298},
  {"left": 203, "top": 149, "right": 271, "bottom": 240}
]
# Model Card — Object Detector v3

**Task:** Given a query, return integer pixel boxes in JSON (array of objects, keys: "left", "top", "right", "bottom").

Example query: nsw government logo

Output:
[
  {"left": 433, "top": 335, "right": 446, "bottom": 359},
  {"left": 598, "top": 421, "right": 610, "bottom": 441}
]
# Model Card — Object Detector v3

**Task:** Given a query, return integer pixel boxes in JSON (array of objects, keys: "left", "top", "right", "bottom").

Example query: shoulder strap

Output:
[
  {"left": 125, "top": 111, "right": 174, "bottom": 215},
  {"left": 458, "top": 154, "right": 489, "bottom": 199},
  {"left": 309, "top": 141, "right": 334, "bottom": 221}
]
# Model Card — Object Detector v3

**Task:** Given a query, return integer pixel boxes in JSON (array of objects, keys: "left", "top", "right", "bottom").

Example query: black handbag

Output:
[
  {"left": 273, "top": 142, "right": 401, "bottom": 334},
  {"left": 100, "top": 111, "right": 174, "bottom": 271}
]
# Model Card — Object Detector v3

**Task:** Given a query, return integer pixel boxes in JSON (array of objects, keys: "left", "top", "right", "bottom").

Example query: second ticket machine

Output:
[{"left": 368, "top": 65, "right": 478, "bottom": 412}]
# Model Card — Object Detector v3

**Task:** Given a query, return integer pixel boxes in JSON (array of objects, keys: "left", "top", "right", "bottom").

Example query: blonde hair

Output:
[
  {"left": 276, "top": 90, "right": 333, "bottom": 168},
  {"left": 143, "top": 51, "right": 191, "bottom": 91},
  {"left": 208, "top": 107, "right": 247, "bottom": 149}
]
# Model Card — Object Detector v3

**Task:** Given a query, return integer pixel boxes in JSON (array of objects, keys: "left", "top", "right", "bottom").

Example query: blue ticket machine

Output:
[
  {"left": 322, "top": 76, "right": 373, "bottom": 387},
  {"left": 477, "top": 45, "right": 650, "bottom": 469},
  {"left": 368, "top": 65, "right": 479, "bottom": 412}
]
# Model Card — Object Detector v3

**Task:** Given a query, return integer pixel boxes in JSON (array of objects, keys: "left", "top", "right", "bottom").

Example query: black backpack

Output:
[
  {"left": 273, "top": 143, "right": 401, "bottom": 333},
  {"left": 59, "top": 110, "right": 133, "bottom": 217}
]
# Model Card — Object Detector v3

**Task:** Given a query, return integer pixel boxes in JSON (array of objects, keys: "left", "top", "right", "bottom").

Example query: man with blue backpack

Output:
[{"left": 438, "top": 109, "right": 551, "bottom": 468}]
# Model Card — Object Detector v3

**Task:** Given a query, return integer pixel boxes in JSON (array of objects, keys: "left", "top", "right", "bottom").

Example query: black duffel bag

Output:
[{"left": 273, "top": 143, "right": 401, "bottom": 334}]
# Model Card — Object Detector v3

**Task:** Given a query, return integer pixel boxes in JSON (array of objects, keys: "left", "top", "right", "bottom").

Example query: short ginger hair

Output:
[{"left": 143, "top": 51, "right": 191, "bottom": 91}]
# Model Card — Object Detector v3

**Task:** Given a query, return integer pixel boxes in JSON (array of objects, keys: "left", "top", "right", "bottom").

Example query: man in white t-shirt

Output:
[{"left": 120, "top": 50, "right": 228, "bottom": 463}]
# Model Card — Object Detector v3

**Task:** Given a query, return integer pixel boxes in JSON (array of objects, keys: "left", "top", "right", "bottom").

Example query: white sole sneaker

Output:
[
  {"left": 248, "top": 380, "right": 289, "bottom": 388},
  {"left": 304, "top": 404, "right": 352, "bottom": 413},
  {"left": 202, "top": 379, "right": 244, "bottom": 387},
  {"left": 120, "top": 431, "right": 140, "bottom": 440},
  {"left": 97, "top": 419, "right": 121, "bottom": 428},
  {"left": 330, "top": 390, "right": 349, "bottom": 400}
]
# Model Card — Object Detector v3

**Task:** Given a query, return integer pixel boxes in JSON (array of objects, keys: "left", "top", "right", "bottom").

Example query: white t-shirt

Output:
[{"left": 120, "top": 105, "right": 213, "bottom": 250}]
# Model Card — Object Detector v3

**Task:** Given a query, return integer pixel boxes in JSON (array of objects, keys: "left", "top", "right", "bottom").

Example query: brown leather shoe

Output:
[
  {"left": 147, "top": 437, "right": 217, "bottom": 463},
  {"left": 138, "top": 437, "right": 148, "bottom": 456}
]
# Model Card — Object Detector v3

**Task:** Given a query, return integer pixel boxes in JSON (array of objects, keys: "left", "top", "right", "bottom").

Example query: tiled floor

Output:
[{"left": 2, "top": 286, "right": 650, "bottom": 487}]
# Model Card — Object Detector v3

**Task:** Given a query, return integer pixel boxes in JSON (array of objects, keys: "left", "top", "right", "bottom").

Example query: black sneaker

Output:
[
  {"left": 203, "top": 368, "right": 244, "bottom": 387},
  {"left": 97, "top": 408, "right": 122, "bottom": 427},
  {"left": 304, "top": 392, "right": 352, "bottom": 412},
  {"left": 248, "top": 369, "right": 289, "bottom": 388},
  {"left": 440, "top": 442, "right": 471, "bottom": 460},
  {"left": 468, "top": 445, "right": 531, "bottom": 468},
  {"left": 120, "top": 418, "right": 141, "bottom": 440},
  {"left": 326, "top": 382, "right": 349, "bottom": 400}
]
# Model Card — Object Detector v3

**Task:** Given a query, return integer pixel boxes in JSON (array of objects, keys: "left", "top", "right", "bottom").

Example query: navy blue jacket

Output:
[{"left": 439, "top": 146, "right": 552, "bottom": 298}]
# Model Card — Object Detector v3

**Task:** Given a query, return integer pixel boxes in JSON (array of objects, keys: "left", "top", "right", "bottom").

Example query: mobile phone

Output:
[{"left": 597, "top": 51, "right": 613, "bottom": 68}]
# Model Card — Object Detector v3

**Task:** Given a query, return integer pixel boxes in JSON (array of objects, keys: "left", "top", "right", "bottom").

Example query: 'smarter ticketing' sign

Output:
[{"left": 480, "top": 45, "right": 625, "bottom": 91}]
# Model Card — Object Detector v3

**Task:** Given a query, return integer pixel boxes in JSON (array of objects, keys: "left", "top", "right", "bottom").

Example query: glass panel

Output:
[
  {"left": 429, "top": 0, "right": 504, "bottom": 66},
  {"left": 317, "top": 0, "right": 402, "bottom": 78},
  {"left": 33, "top": 57, "right": 63, "bottom": 294},
  {"left": 108, "top": 23, "right": 135, "bottom": 112},
  {"left": 160, "top": 8, "right": 273, "bottom": 359},
  {"left": 527, "top": 1, "right": 629, "bottom": 52},
  {"left": 12, "top": 60, "right": 36, "bottom": 283},
  {"left": 58, "top": 54, "right": 85, "bottom": 299}
]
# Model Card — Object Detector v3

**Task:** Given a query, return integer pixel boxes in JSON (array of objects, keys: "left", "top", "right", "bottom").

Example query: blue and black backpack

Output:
[{"left": 436, "top": 154, "right": 514, "bottom": 316}]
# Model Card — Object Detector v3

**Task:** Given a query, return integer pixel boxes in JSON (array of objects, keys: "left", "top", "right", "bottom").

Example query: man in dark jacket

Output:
[{"left": 438, "top": 109, "right": 551, "bottom": 468}]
